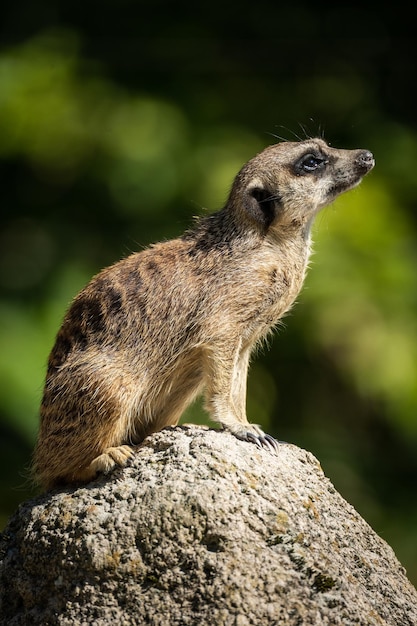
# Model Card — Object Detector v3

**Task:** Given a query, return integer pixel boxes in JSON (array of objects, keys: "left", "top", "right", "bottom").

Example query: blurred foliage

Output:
[{"left": 0, "top": 8, "right": 416, "bottom": 586}]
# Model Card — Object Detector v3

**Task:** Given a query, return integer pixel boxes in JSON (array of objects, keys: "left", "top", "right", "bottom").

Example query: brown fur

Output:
[{"left": 33, "top": 138, "right": 374, "bottom": 489}]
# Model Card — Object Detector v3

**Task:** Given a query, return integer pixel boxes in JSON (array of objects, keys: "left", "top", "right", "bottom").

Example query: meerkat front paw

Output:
[{"left": 229, "top": 425, "right": 280, "bottom": 454}]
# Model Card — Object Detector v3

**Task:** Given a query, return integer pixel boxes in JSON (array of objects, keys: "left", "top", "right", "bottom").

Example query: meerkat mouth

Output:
[{"left": 327, "top": 177, "right": 363, "bottom": 199}]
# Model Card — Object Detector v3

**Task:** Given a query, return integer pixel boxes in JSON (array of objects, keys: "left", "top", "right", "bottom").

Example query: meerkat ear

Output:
[{"left": 244, "top": 186, "right": 280, "bottom": 229}]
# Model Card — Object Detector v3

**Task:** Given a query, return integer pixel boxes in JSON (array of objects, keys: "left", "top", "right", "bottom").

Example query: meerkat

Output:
[{"left": 33, "top": 137, "right": 374, "bottom": 490}]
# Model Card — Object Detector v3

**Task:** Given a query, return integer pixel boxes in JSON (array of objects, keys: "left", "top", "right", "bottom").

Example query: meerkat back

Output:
[{"left": 33, "top": 138, "right": 374, "bottom": 489}]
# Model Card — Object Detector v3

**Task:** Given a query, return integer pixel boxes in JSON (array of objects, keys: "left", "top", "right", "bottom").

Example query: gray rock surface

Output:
[{"left": 1, "top": 425, "right": 416, "bottom": 625}]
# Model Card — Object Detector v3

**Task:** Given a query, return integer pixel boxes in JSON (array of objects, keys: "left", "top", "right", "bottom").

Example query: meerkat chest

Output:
[
  {"left": 259, "top": 260, "right": 307, "bottom": 318},
  {"left": 237, "top": 241, "right": 311, "bottom": 340}
]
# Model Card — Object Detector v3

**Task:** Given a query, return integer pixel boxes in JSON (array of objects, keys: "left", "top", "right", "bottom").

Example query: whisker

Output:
[
  {"left": 265, "top": 131, "right": 288, "bottom": 142},
  {"left": 275, "top": 125, "right": 304, "bottom": 142},
  {"left": 298, "top": 122, "right": 311, "bottom": 140},
  {"left": 259, "top": 194, "right": 281, "bottom": 204}
]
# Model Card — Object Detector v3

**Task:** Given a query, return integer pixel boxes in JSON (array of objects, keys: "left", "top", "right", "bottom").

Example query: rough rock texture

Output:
[{"left": 1, "top": 425, "right": 416, "bottom": 626}]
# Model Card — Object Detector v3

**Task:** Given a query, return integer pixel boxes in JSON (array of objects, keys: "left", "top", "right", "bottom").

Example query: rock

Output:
[{"left": 1, "top": 425, "right": 416, "bottom": 625}]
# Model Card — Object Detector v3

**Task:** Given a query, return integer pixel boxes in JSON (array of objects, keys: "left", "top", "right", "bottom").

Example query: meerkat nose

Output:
[{"left": 355, "top": 150, "right": 375, "bottom": 171}]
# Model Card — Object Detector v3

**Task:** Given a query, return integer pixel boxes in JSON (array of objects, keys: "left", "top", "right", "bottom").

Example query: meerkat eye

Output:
[
  {"left": 295, "top": 153, "right": 329, "bottom": 175},
  {"left": 302, "top": 155, "right": 323, "bottom": 171}
]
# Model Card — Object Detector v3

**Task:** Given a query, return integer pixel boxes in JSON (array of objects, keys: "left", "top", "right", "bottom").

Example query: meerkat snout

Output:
[
  {"left": 355, "top": 150, "right": 375, "bottom": 170},
  {"left": 33, "top": 137, "right": 374, "bottom": 490}
]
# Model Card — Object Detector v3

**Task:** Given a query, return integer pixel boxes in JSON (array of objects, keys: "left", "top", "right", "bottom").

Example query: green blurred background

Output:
[{"left": 1, "top": 5, "right": 417, "bottom": 584}]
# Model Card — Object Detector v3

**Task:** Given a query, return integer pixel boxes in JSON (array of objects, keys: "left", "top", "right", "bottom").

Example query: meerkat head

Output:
[{"left": 228, "top": 138, "right": 374, "bottom": 234}]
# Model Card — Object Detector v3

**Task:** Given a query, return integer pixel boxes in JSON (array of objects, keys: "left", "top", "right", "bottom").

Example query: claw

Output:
[
  {"left": 245, "top": 432, "right": 263, "bottom": 448},
  {"left": 234, "top": 430, "right": 280, "bottom": 455},
  {"left": 263, "top": 434, "right": 280, "bottom": 453},
  {"left": 259, "top": 436, "right": 277, "bottom": 454}
]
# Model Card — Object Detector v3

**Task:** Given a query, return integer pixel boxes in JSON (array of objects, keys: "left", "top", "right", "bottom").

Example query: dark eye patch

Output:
[{"left": 294, "top": 152, "right": 329, "bottom": 176}]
